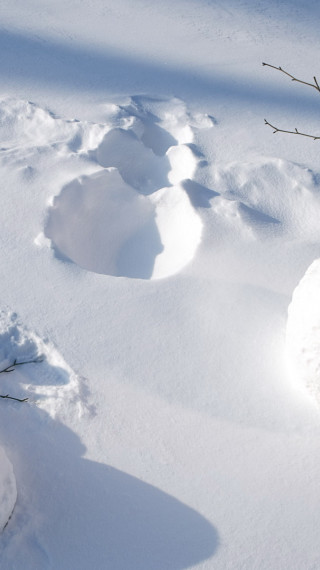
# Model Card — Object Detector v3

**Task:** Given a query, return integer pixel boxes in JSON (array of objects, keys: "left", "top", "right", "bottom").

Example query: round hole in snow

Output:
[{"left": 45, "top": 169, "right": 202, "bottom": 280}]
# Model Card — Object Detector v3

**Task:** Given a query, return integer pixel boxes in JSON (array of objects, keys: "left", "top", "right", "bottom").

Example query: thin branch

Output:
[
  {"left": 0, "top": 394, "right": 28, "bottom": 402},
  {"left": 264, "top": 119, "right": 320, "bottom": 140},
  {"left": 0, "top": 357, "right": 43, "bottom": 374},
  {"left": 262, "top": 62, "right": 320, "bottom": 93},
  {"left": 0, "top": 357, "right": 43, "bottom": 403}
]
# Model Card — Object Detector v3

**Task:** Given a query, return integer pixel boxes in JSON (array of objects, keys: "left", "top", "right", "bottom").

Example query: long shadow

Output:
[
  {"left": 0, "top": 405, "right": 218, "bottom": 569},
  {"left": 1, "top": 29, "right": 320, "bottom": 115},
  {"left": 0, "top": 325, "right": 218, "bottom": 569}
]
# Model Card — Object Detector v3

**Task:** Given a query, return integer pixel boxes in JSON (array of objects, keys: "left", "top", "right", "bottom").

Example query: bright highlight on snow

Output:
[{"left": 286, "top": 258, "right": 320, "bottom": 402}]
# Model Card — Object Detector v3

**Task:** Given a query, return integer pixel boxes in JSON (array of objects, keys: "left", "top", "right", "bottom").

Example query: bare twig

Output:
[
  {"left": 0, "top": 394, "right": 29, "bottom": 402},
  {"left": 0, "top": 357, "right": 43, "bottom": 374},
  {"left": 264, "top": 119, "right": 320, "bottom": 140},
  {"left": 262, "top": 62, "right": 320, "bottom": 93},
  {"left": 0, "top": 357, "right": 43, "bottom": 403}
]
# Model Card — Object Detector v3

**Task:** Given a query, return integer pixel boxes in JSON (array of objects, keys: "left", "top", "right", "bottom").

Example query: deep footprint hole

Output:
[
  {"left": 96, "top": 128, "right": 171, "bottom": 194},
  {"left": 45, "top": 169, "right": 202, "bottom": 280},
  {"left": 44, "top": 98, "right": 206, "bottom": 280}
]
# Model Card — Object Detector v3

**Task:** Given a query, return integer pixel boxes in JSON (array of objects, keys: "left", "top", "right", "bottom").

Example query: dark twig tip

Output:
[
  {"left": 0, "top": 357, "right": 43, "bottom": 403},
  {"left": 263, "top": 62, "right": 320, "bottom": 93}
]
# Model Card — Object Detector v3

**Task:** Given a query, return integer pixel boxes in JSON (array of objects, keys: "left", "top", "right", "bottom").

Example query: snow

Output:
[
  {"left": 44, "top": 101, "right": 204, "bottom": 280},
  {"left": 286, "top": 258, "right": 320, "bottom": 404},
  {"left": 0, "top": 448, "right": 16, "bottom": 532},
  {"left": 1, "top": 0, "right": 320, "bottom": 568}
]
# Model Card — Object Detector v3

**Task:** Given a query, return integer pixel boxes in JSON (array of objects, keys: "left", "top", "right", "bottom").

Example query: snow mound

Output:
[
  {"left": 0, "top": 447, "right": 16, "bottom": 532},
  {"left": 214, "top": 158, "right": 320, "bottom": 240},
  {"left": 286, "top": 258, "right": 320, "bottom": 402},
  {"left": 0, "top": 97, "right": 110, "bottom": 155},
  {"left": 45, "top": 97, "right": 210, "bottom": 279},
  {"left": 0, "top": 310, "right": 89, "bottom": 420}
]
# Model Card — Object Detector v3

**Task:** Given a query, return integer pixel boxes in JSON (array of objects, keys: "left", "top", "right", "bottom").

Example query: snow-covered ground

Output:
[{"left": 1, "top": 1, "right": 320, "bottom": 568}]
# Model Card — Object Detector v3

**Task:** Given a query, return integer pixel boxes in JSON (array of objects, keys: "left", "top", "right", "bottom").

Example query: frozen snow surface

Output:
[{"left": 2, "top": 0, "right": 320, "bottom": 568}]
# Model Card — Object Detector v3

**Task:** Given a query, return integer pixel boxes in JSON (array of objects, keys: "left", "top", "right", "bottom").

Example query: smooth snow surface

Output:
[{"left": 2, "top": 1, "right": 320, "bottom": 569}]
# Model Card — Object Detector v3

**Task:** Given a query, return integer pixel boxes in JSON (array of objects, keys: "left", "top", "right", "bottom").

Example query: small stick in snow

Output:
[
  {"left": 262, "top": 62, "right": 320, "bottom": 93},
  {"left": 0, "top": 357, "right": 43, "bottom": 403},
  {"left": 264, "top": 119, "right": 320, "bottom": 140}
]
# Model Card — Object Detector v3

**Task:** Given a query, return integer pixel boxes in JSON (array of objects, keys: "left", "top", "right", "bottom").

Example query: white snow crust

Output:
[{"left": 1, "top": 1, "right": 320, "bottom": 569}]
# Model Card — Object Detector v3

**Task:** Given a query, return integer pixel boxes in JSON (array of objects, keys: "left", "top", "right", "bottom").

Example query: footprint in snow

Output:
[{"left": 44, "top": 97, "right": 216, "bottom": 280}]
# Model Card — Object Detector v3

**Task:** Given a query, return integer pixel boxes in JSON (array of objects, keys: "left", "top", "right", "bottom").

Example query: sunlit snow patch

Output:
[
  {"left": 286, "top": 258, "right": 320, "bottom": 403},
  {"left": 0, "top": 97, "right": 109, "bottom": 152},
  {"left": 0, "top": 447, "right": 17, "bottom": 532}
]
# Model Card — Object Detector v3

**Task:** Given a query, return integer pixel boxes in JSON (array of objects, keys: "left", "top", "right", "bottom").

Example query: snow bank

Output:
[
  {"left": 0, "top": 447, "right": 16, "bottom": 532},
  {"left": 286, "top": 258, "right": 320, "bottom": 402}
]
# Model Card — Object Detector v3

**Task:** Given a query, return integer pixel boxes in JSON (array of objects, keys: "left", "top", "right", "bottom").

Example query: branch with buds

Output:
[
  {"left": 0, "top": 357, "right": 43, "bottom": 402},
  {"left": 262, "top": 62, "right": 320, "bottom": 92},
  {"left": 263, "top": 62, "right": 320, "bottom": 140},
  {"left": 264, "top": 119, "right": 320, "bottom": 140}
]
